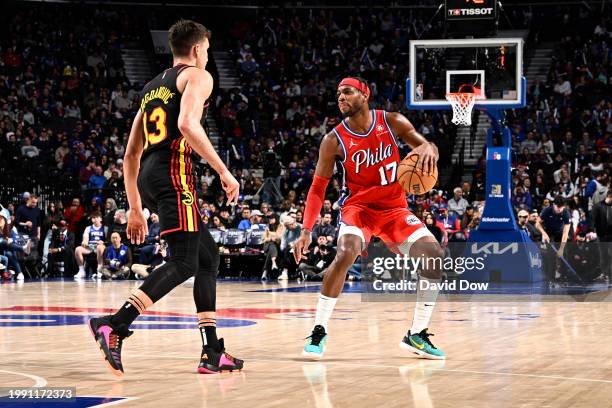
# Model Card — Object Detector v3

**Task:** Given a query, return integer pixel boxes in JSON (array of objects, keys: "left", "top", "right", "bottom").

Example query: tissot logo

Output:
[{"left": 448, "top": 7, "right": 494, "bottom": 16}]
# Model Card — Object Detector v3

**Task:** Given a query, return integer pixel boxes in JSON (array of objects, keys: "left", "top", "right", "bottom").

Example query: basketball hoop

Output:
[{"left": 446, "top": 84, "right": 477, "bottom": 127}]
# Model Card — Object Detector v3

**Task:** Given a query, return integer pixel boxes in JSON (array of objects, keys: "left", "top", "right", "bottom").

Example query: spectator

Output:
[
  {"left": 520, "top": 132, "right": 538, "bottom": 154},
  {"left": 260, "top": 202, "right": 275, "bottom": 220},
  {"left": 237, "top": 207, "right": 252, "bottom": 230},
  {"left": 47, "top": 220, "right": 76, "bottom": 277},
  {"left": 249, "top": 210, "right": 267, "bottom": 230},
  {"left": 41, "top": 201, "right": 64, "bottom": 269},
  {"left": 14, "top": 194, "right": 42, "bottom": 243},
  {"left": 447, "top": 187, "right": 469, "bottom": 216},
  {"left": 103, "top": 198, "right": 118, "bottom": 228},
  {"left": 312, "top": 212, "right": 336, "bottom": 242},
  {"left": 88, "top": 166, "right": 107, "bottom": 189},
  {"left": 63, "top": 197, "right": 85, "bottom": 234},
  {"left": 517, "top": 209, "right": 535, "bottom": 240},
  {"left": 138, "top": 213, "right": 161, "bottom": 265},
  {"left": 435, "top": 206, "right": 461, "bottom": 241},
  {"left": 553, "top": 75, "right": 572, "bottom": 98},
  {"left": 79, "top": 159, "right": 97, "bottom": 189},
  {"left": 567, "top": 231, "right": 601, "bottom": 282},
  {"left": 74, "top": 212, "right": 107, "bottom": 279},
  {"left": 211, "top": 215, "right": 227, "bottom": 231},
  {"left": 0, "top": 214, "right": 31, "bottom": 281},
  {"left": 262, "top": 213, "right": 284, "bottom": 279},
  {"left": 591, "top": 191, "right": 612, "bottom": 280},
  {"left": 279, "top": 214, "right": 302, "bottom": 280},
  {"left": 424, "top": 213, "right": 443, "bottom": 244},
  {"left": 512, "top": 186, "right": 533, "bottom": 211},
  {"left": 526, "top": 210, "right": 543, "bottom": 242},
  {"left": 585, "top": 171, "right": 609, "bottom": 210},
  {"left": 20, "top": 137, "right": 40, "bottom": 158},
  {"left": 100, "top": 232, "right": 132, "bottom": 279},
  {"left": 298, "top": 236, "right": 335, "bottom": 280},
  {"left": 460, "top": 206, "right": 476, "bottom": 234},
  {"left": 107, "top": 209, "right": 128, "bottom": 243},
  {"left": 132, "top": 240, "right": 168, "bottom": 280}
]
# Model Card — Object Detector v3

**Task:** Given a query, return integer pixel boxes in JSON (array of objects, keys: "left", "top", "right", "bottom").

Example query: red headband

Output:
[{"left": 338, "top": 77, "right": 370, "bottom": 98}]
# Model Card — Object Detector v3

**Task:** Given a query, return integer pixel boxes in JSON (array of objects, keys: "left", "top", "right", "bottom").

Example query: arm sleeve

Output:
[{"left": 303, "top": 175, "right": 331, "bottom": 230}]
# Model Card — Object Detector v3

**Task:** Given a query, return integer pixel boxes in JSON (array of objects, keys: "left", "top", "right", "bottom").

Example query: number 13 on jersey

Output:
[
  {"left": 143, "top": 106, "right": 167, "bottom": 149},
  {"left": 379, "top": 162, "right": 397, "bottom": 186}
]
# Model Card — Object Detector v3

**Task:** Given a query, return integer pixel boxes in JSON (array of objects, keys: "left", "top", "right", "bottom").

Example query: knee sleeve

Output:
[
  {"left": 197, "top": 227, "right": 220, "bottom": 278},
  {"left": 193, "top": 226, "right": 220, "bottom": 312},
  {"left": 138, "top": 231, "right": 199, "bottom": 303}
]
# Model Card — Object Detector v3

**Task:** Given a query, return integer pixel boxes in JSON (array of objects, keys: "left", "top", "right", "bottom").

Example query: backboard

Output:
[{"left": 406, "top": 38, "right": 525, "bottom": 110}]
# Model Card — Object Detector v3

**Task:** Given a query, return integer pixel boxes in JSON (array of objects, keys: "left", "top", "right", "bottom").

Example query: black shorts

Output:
[{"left": 138, "top": 151, "right": 201, "bottom": 237}]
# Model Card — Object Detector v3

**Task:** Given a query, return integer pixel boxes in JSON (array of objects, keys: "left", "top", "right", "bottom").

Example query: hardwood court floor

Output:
[{"left": 1, "top": 279, "right": 612, "bottom": 407}]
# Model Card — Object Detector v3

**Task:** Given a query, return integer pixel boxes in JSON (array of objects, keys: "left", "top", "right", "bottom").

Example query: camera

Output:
[{"left": 263, "top": 149, "right": 281, "bottom": 178}]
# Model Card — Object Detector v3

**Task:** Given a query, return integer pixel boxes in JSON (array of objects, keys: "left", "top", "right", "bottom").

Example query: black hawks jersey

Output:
[
  {"left": 137, "top": 63, "right": 204, "bottom": 236},
  {"left": 140, "top": 63, "right": 189, "bottom": 160}
]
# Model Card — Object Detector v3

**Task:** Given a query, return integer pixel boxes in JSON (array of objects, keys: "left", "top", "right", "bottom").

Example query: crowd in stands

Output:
[{"left": 0, "top": 3, "right": 610, "bottom": 283}]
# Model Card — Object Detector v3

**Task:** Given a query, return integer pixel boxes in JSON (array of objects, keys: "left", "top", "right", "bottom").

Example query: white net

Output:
[{"left": 446, "top": 92, "right": 477, "bottom": 126}]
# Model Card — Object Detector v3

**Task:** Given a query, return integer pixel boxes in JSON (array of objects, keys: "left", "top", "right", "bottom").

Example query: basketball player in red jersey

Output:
[{"left": 295, "top": 77, "right": 445, "bottom": 360}]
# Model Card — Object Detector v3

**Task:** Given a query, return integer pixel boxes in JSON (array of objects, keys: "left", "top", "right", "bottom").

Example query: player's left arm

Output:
[
  {"left": 124, "top": 109, "right": 148, "bottom": 244},
  {"left": 386, "top": 112, "right": 439, "bottom": 175}
]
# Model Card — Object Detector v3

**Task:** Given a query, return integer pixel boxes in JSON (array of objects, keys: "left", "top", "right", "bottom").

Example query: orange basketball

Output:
[{"left": 397, "top": 153, "right": 438, "bottom": 195}]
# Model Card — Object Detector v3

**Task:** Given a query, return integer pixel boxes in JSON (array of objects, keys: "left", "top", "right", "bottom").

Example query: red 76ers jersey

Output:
[{"left": 333, "top": 109, "right": 407, "bottom": 209}]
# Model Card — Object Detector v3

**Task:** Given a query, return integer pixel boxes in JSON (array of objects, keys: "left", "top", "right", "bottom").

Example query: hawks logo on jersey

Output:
[{"left": 333, "top": 109, "right": 407, "bottom": 209}]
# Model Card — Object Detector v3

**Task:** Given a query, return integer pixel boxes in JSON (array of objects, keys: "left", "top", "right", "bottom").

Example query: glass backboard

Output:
[{"left": 407, "top": 38, "right": 525, "bottom": 110}]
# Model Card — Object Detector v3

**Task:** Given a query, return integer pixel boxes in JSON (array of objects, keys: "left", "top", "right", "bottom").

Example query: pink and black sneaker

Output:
[
  {"left": 88, "top": 316, "right": 133, "bottom": 376},
  {"left": 198, "top": 338, "right": 244, "bottom": 374}
]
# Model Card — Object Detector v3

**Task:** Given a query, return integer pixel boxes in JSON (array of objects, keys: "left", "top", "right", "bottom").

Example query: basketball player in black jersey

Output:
[{"left": 89, "top": 20, "right": 244, "bottom": 376}]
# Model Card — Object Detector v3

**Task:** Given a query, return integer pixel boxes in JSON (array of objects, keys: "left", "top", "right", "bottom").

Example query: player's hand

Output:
[
  {"left": 293, "top": 230, "right": 312, "bottom": 263},
  {"left": 220, "top": 169, "right": 240, "bottom": 206},
  {"left": 542, "top": 233, "right": 550, "bottom": 244},
  {"left": 127, "top": 208, "right": 148, "bottom": 245},
  {"left": 410, "top": 142, "right": 438, "bottom": 175}
]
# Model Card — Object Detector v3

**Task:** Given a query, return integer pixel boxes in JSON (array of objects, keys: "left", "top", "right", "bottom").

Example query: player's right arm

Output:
[
  {"left": 178, "top": 68, "right": 239, "bottom": 205},
  {"left": 124, "top": 108, "right": 149, "bottom": 244},
  {"left": 294, "top": 132, "right": 339, "bottom": 263}
]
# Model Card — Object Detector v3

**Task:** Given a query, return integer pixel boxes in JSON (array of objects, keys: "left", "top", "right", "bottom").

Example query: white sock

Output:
[
  {"left": 410, "top": 275, "right": 441, "bottom": 334},
  {"left": 78, "top": 265, "right": 85, "bottom": 273},
  {"left": 313, "top": 294, "right": 337, "bottom": 331}
]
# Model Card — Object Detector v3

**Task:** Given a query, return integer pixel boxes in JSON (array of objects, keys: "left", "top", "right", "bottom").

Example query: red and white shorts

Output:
[{"left": 338, "top": 204, "right": 433, "bottom": 254}]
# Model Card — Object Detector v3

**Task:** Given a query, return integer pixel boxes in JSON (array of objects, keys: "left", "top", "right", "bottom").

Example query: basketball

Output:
[{"left": 397, "top": 153, "right": 438, "bottom": 195}]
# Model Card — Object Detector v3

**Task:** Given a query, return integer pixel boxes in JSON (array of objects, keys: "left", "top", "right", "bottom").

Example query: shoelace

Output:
[
  {"left": 108, "top": 333, "right": 122, "bottom": 351},
  {"left": 418, "top": 331, "right": 437, "bottom": 349},
  {"left": 306, "top": 329, "right": 326, "bottom": 346}
]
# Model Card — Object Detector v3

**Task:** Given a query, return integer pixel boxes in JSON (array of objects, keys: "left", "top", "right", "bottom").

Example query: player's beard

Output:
[{"left": 342, "top": 101, "right": 363, "bottom": 118}]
